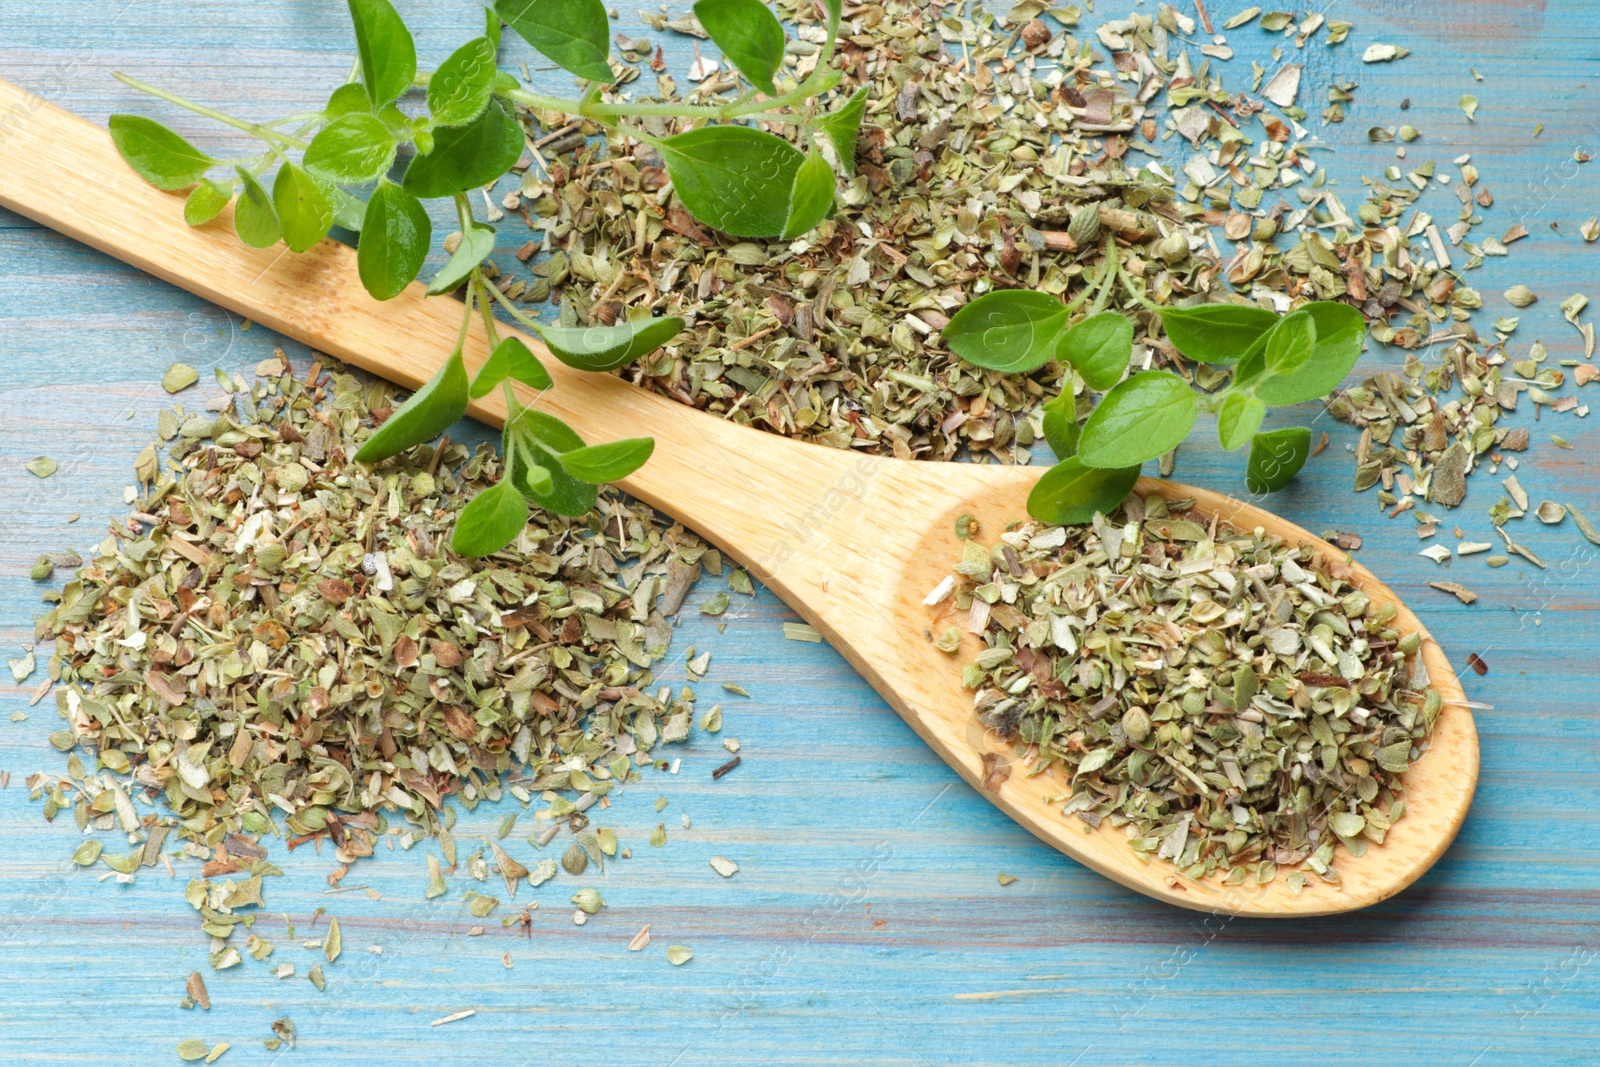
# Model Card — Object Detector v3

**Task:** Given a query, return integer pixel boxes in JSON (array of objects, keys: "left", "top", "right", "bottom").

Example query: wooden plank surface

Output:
[{"left": 2, "top": 1, "right": 1599, "bottom": 1062}]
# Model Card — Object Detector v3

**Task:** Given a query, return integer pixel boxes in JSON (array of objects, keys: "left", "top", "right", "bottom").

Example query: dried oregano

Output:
[
  {"left": 30, "top": 354, "right": 718, "bottom": 958},
  {"left": 935, "top": 495, "right": 1443, "bottom": 890}
]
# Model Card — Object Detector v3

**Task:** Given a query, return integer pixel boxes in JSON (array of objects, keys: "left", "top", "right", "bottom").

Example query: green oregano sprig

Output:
[
  {"left": 106, "top": 0, "right": 860, "bottom": 557},
  {"left": 942, "top": 244, "right": 1366, "bottom": 524}
]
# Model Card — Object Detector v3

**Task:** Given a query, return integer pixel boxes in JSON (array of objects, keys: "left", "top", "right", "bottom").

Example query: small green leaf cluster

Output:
[
  {"left": 108, "top": 0, "right": 862, "bottom": 557},
  {"left": 349, "top": 272, "right": 672, "bottom": 557},
  {"left": 942, "top": 251, "right": 1365, "bottom": 523},
  {"left": 110, "top": 0, "right": 859, "bottom": 260}
]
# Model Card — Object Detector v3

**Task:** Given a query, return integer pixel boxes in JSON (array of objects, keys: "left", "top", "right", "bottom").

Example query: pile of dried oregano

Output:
[
  {"left": 936, "top": 496, "right": 1441, "bottom": 892},
  {"left": 30, "top": 353, "right": 730, "bottom": 962},
  {"left": 498, "top": 1, "right": 1592, "bottom": 571},
  {"left": 506, "top": 1, "right": 1381, "bottom": 464}
]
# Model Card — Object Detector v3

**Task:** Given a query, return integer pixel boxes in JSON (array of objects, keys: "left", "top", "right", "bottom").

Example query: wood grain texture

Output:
[{"left": 0, "top": 0, "right": 1597, "bottom": 1062}]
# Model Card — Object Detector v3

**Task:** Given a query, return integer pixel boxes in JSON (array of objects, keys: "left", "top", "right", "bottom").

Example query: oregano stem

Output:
[
  {"left": 504, "top": 68, "right": 840, "bottom": 124},
  {"left": 817, "top": 11, "right": 842, "bottom": 72},
  {"left": 112, "top": 73, "right": 310, "bottom": 149},
  {"left": 1118, "top": 255, "right": 1162, "bottom": 313},
  {"left": 1087, "top": 240, "right": 1122, "bottom": 317},
  {"left": 261, "top": 112, "right": 327, "bottom": 128},
  {"left": 242, "top": 113, "right": 329, "bottom": 184},
  {"left": 452, "top": 284, "right": 476, "bottom": 358},
  {"left": 472, "top": 271, "right": 501, "bottom": 349},
  {"left": 1060, "top": 243, "right": 1119, "bottom": 320},
  {"left": 482, "top": 272, "right": 548, "bottom": 335}
]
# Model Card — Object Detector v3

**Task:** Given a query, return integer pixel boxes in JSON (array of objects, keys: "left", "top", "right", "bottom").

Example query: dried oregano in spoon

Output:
[{"left": 935, "top": 497, "right": 1442, "bottom": 892}]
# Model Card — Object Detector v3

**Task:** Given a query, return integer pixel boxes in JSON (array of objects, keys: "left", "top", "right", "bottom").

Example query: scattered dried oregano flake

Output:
[
  {"left": 324, "top": 918, "right": 341, "bottom": 963},
  {"left": 571, "top": 888, "right": 606, "bottom": 915},
  {"left": 1430, "top": 581, "right": 1479, "bottom": 604},
  {"left": 1536, "top": 502, "right": 1567, "bottom": 525},
  {"left": 1571, "top": 505, "right": 1600, "bottom": 546},
  {"left": 161, "top": 362, "right": 200, "bottom": 394},
  {"left": 175, "top": 1039, "right": 209, "bottom": 1062},
  {"left": 24, "top": 456, "right": 57, "bottom": 478},
  {"left": 185, "top": 971, "right": 210, "bottom": 1010},
  {"left": 6, "top": 650, "right": 33, "bottom": 683},
  {"left": 1362, "top": 42, "right": 1409, "bottom": 62},
  {"left": 709, "top": 855, "right": 739, "bottom": 878},
  {"left": 666, "top": 945, "right": 693, "bottom": 966},
  {"left": 943, "top": 500, "right": 1442, "bottom": 888}
]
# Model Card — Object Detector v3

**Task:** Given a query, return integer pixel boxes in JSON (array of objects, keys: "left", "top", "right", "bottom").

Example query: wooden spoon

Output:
[{"left": 0, "top": 79, "right": 1478, "bottom": 916}]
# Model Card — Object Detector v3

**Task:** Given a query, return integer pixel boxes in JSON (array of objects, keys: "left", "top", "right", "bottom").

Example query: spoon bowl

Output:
[
  {"left": 0, "top": 77, "right": 1477, "bottom": 916},
  {"left": 876, "top": 468, "right": 1477, "bottom": 916}
]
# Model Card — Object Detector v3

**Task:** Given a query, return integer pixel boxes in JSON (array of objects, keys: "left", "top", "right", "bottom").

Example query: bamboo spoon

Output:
[{"left": 0, "top": 78, "right": 1478, "bottom": 916}]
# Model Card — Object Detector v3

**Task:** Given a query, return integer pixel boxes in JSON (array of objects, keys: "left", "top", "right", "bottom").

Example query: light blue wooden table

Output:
[{"left": 2, "top": 2, "right": 1599, "bottom": 1063}]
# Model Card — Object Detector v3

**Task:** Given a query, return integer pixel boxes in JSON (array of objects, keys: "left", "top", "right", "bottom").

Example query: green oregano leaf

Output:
[
  {"left": 108, "top": 114, "right": 215, "bottom": 190},
  {"left": 558, "top": 438, "right": 654, "bottom": 483},
  {"left": 656, "top": 126, "right": 804, "bottom": 237},
  {"left": 470, "top": 336, "right": 553, "bottom": 398},
  {"left": 428, "top": 222, "right": 496, "bottom": 295},
  {"left": 325, "top": 82, "right": 373, "bottom": 118},
  {"left": 353, "top": 352, "right": 469, "bottom": 462},
  {"left": 1040, "top": 392, "right": 1079, "bottom": 460},
  {"left": 347, "top": 0, "right": 418, "bottom": 107},
  {"left": 331, "top": 187, "right": 369, "bottom": 232},
  {"left": 693, "top": 0, "right": 787, "bottom": 96},
  {"left": 495, "top": 0, "right": 613, "bottom": 84},
  {"left": 303, "top": 113, "right": 397, "bottom": 184},
  {"left": 1246, "top": 426, "right": 1312, "bottom": 494},
  {"left": 1026, "top": 457, "right": 1141, "bottom": 524},
  {"left": 1157, "top": 303, "right": 1279, "bottom": 365},
  {"left": 1056, "top": 311, "right": 1133, "bottom": 391},
  {"left": 1250, "top": 301, "right": 1366, "bottom": 406},
  {"left": 505, "top": 411, "right": 598, "bottom": 515},
  {"left": 402, "top": 98, "right": 524, "bottom": 199},
  {"left": 533, "top": 316, "right": 685, "bottom": 371},
  {"left": 357, "top": 179, "right": 431, "bottom": 300},
  {"left": 182, "top": 179, "right": 232, "bottom": 226},
  {"left": 272, "top": 164, "right": 334, "bottom": 253},
  {"left": 1263, "top": 309, "right": 1316, "bottom": 376},
  {"left": 452, "top": 479, "right": 530, "bottom": 557},
  {"left": 1077, "top": 370, "right": 1197, "bottom": 469},
  {"left": 1216, "top": 392, "right": 1266, "bottom": 451},
  {"left": 815, "top": 86, "right": 867, "bottom": 176},
  {"left": 377, "top": 102, "right": 410, "bottom": 134},
  {"left": 485, "top": 6, "right": 502, "bottom": 47},
  {"left": 942, "top": 290, "right": 1068, "bottom": 373},
  {"left": 428, "top": 36, "right": 499, "bottom": 127},
  {"left": 781, "top": 152, "right": 835, "bottom": 239},
  {"left": 232, "top": 168, "right": 282, "bottom": 249}
]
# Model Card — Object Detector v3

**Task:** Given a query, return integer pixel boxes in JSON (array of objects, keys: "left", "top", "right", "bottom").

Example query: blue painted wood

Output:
[{"left": 3, "top": 1, "right": 1600, "bottom": 1063}]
